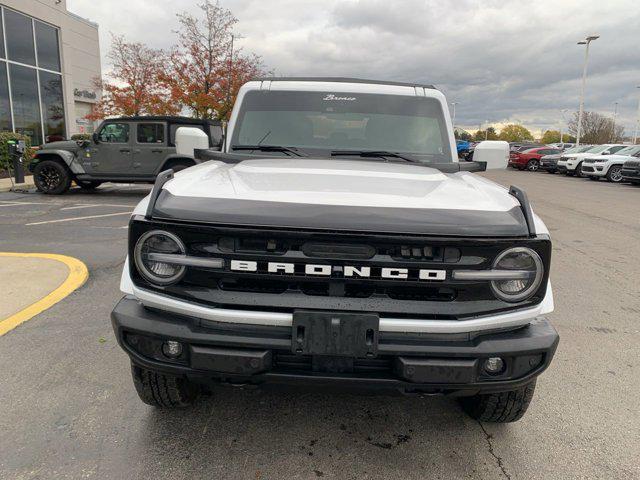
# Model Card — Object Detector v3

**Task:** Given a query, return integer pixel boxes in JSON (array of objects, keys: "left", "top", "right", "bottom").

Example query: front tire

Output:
[
  {"left": 459, "top": 380, "right": 536, "bottom": 423},
  {"left": 131, "top": 364, "right": 200, "bottom": 408},
  {"left": 606, "top": 165, "right": 623, "bottom": 183},
  {"left": 33, "top": 160, "right": 71, "bottom": 195},
  {"left": 526, "top": 159, "right": 539, "bottom": 172},
  {"left": 574, "top": 162, "right": 584, "bottom": 178}
]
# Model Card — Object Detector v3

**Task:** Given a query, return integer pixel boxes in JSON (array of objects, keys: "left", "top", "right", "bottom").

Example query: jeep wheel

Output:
[
  {"left": 526, "top": 159, "right": 539, "bottom": 172},
  {"left": 588, "top": 176, "right": 599, "bottom": 181},
  {"left": 34, "top": 160, "right": 71, "bottom": 195},
  {"left": 606, "top": 165, "right": 623, "bottom": 183},
  {"left": 131, "top": 364, "right": 200, "bottom": 408},
  {"left": 574, "top": 162, "right": 584, "bottom": 178},
  {"left": 77, "top": 180, "right": 102, "bottom": 190},
  {"left": 459, "top": 380, "right": 536, "bottom": 423}
]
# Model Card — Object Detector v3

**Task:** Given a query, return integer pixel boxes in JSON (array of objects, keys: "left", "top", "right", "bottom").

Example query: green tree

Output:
[
  {"left": 498, "top": 124, "right": 534, "bottom": 142},
  {"left": 455, "top": 128, "right": 472, "bottom": 141},
  {"left": 541, "top": 130, "right": 576, "bottom": 144},
  {"left": 472, "top": 127, "right": 498, "bottom": 141}
]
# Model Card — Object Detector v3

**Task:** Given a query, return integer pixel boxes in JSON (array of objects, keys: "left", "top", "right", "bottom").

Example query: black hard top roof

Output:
[
  {"left": 254, "top": 77, "right": 436, "bottom": 90},
  {"left": 106, "top": 116, "right": 221, "bottom": 125}
]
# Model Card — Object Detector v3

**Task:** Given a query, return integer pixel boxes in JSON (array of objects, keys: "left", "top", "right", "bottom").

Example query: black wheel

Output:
[
  {"left": 459, "top": 380, "right": 536, "bottom": 423},
  {"left": 574, "top": 162, "right": 584, "bottom": 178},
  {"left": 588, "top": 176, "right": 599, "bottom": 181},
  {"left": 131, "top": 364, "right": 200, "bottom": 408},
  {"left": 77, "top": 180, "right": 102, "bottom": 190},
  {"left": 606, "top": 165, "right": 623, "bottom": 183},
  {"left": 526, "top": 159, "right": 539, "bottom": 172},
  {"left": 33, "top": 160, "right": 71, "bottom": 195}
]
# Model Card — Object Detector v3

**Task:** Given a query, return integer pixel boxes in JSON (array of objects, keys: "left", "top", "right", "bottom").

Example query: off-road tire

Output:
[
  {"left": 588, "top": 176, "right": 599, "bottom": 181},
  {"left": 526, "top": 159, "right": 539, "bottom": 172},
  {"left": 131, "top": 364, "right": 200, "bottom": 408},
  {"left": 459, "top": 380, "right": 536, "bottom": 423},
  {"left": 606, "top": 165, "right": 623, "bottom": 183},
  {"left": 77, "top": 180, "right": 102, "bottom": 190},
  {"left": 33, "top": 160, "right": 71, "bottom": 195}
]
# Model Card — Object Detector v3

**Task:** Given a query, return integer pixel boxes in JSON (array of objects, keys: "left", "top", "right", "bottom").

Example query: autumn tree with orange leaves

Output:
[
  {"left": 162, "top": 0, "right": 267, "bottom": 120},
  {"left": 87, "top": 35, "right": 179, "bottom": 121}
]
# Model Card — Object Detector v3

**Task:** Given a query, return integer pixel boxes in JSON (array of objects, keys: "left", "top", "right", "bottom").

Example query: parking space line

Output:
[
  {"left": 60, "top": 203, "right": 134, "bottom": 211},
  {"left": 25, "top": 211, "right": 133, "bottom": 226}
]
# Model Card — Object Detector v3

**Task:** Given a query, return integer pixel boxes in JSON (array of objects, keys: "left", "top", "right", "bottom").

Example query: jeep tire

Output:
[
  {"left": 33, "top": 160, "right": 71, "bottom": 195},
  {"left": 131, "top": 364, "right": 200, "bottom": 408},
  {"left": 459, "top": 380, "right": 536, "bottom": 423},
  {"left": 606, "top": 165, "right": 623, "bottom": 183}
]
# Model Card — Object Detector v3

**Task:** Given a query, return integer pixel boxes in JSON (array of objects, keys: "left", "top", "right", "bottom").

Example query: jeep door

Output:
[
  {"left": 132, "top": 122, "right": 171, "bottom": 175},
  {"left": 90, "top": 122, "right": 134, "bottom": 174}
]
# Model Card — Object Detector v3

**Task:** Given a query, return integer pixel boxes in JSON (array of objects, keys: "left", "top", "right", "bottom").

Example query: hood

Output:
[
  {"left": 153, "top": 158, "right": 528, "bottom": 236},
  {"left": 38, "top": 140, "right": 84, "bottom": 152},
  {"left": 541, "top": 154, "right": 561, "bottom": 160}
]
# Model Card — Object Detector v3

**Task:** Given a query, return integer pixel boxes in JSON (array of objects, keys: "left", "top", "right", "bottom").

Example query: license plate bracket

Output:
[{"left": 292, "top": 310, "right": 379, "bottom": 357}]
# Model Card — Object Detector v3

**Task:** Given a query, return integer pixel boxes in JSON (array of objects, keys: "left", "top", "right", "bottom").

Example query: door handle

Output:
[
  {"left": 151, "top": 149, "right": 163, "bottom": 153},
  {"left": 119, "top": 148, "right": 131, "bottom": 153}
]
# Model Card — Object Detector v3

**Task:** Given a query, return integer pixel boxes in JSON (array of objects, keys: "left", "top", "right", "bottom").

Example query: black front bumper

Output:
[
  {"left": 111, "top": 296, "right": 559, "bottom": 396},
  {"left": 539, "top": 161, "right": 558, "bottom": 171}
]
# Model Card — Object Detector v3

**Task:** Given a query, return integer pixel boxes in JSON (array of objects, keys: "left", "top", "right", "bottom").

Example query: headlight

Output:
[
  {"left": 491, "top": 247, "right": 543, "bottom": 302},
  {"left": 134, "top": 230, "right": 186, "bottom": 285}
]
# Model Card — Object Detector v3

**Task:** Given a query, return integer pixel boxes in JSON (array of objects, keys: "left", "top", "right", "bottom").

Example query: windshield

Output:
[
  {"left": 564, "top": 146, "right": 586, "bottom": 154},
  {"left": 584, "top": 145, "right": 611, "bottom": 154},
  {"left": 613, "top": 145, "right": 640, "bottom": 156},
  {"left": 230, "top": 90, "right": 453, "bottom": 163}
]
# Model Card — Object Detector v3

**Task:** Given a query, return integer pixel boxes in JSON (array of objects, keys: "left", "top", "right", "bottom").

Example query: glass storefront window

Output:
[
  {"left": 0, "top": 11, "right": 5, "bottom": 59},
  {"left": 4, "top": 9, "right": 36, "bottom": 66},
  {"left": 9, "top": 64, "right": 42, "bottom": 145},
  {"left": 39, "top": 71, "right": 65, "bottom": 142},
  {"left": 35, "top": 21, "right": 61, "bottom": 72},
  {"left": 0, "top": 62, "right": 11, "bottom": 132}
]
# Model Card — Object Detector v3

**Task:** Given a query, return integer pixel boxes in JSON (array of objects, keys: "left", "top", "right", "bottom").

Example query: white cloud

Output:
[{"left": 67, "top": 0, "right": 640, "bottom": 136}]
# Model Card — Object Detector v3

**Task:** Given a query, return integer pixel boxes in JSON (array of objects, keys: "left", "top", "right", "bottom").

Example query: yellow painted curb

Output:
[{"left": 0, "top": 253, "right": 89, "bottom": 336}]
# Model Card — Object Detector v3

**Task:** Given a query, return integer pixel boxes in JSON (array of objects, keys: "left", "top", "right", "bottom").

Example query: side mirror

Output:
[
  {"left": 176, "top": 127, "right": 209, "bottom": 157},
  {"left": 92, "top": 132, "right": 99, "bottom": 144},
  {"left": 472, "top": 141, "right": 509, "bottom": 170}
]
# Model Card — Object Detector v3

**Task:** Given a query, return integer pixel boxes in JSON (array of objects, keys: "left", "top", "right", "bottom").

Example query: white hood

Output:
[{"left": 163, "top": 158, "right": 520, "bottom": 213}]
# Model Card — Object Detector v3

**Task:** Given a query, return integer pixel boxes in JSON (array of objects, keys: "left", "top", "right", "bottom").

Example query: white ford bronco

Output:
[{"left": 111, "top": 78, "right": 558, "bottom": 422}]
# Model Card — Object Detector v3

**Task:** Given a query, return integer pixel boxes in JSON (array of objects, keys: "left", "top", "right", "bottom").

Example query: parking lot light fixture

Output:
[
  {"left": 451, "top": 102, "right": 458, "bottom": 128},
  {"left": 576, "top": 35, "right": 600, "bottom": 146}
]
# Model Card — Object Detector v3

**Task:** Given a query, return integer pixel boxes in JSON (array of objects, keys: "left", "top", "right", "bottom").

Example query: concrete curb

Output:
[
  {"left": 0, "top": 175, "right": 35, "bottom": 193},
  {"left": 0, "top": 252, "right": 89, "bottom": 336}
]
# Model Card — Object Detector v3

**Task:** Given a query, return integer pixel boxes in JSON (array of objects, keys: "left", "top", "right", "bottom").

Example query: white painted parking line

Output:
[
  {"left": 25, "top": 211, "right": 133, "bottom": 226},
  {"left": 60, "top": 203, "right": 133, "bottom": 211}
]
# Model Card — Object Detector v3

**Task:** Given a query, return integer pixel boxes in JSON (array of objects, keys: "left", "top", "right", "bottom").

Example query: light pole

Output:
[
  {"left": 575, "top": 35, "right": 599, "bottom": 146},
  {"left": 485, "top": 120, "right": 489, "bottom": 141},
  {"left": 451, "top": 102, "right": 458, "bottom": 128},
  {"left": 559, "top": 109, "right": 568, "bottom": 144},
  {"left": 634, "top": 86, "right": 640, "bottom": 145},
  {"left": 611, "top": 101, "right": 618, "bottom": 142}
]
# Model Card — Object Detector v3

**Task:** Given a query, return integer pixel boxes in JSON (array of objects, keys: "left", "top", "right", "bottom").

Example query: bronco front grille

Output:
[{"left": 129, "top": 219, "right": 551, "bottom": 319}]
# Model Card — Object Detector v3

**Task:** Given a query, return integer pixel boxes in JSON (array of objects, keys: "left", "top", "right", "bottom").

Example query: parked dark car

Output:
[
  {"left": 539, "top": 145, "right": 593, "bottom": 173},
  {"left": 29, "top": 116, "right": 223, "bottom": 194},
  {"left": 621, "top": 157, "right": 640, "bottom": 185},
  {"left": 509, "top": 147, "right": 561, "bottom": 171}
]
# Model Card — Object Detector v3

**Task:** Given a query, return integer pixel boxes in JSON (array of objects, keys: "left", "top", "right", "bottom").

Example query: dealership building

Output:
[{"left": 0, "top": 0, "right": 100, "bottom": 145}]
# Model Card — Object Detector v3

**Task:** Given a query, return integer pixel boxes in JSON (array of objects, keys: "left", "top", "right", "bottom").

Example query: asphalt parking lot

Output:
[{"left": 0, "top": 171, "right": 639, "bottom": 480}]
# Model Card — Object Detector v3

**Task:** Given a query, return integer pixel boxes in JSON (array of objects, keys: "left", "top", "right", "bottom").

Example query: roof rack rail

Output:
[
  {"left": 509, "top": 185, "right": 536, "bottom": 237},
  {"left": 145, "top": 169, "right": 174, "bottom": 219}
]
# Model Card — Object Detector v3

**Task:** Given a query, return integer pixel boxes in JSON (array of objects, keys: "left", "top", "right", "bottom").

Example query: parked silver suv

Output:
[{"left": 30, "top": 116, "right": 222, "bottom": 194}]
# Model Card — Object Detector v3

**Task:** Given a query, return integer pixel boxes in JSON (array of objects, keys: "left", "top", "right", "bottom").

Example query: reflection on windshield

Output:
[{"left": 231, "top": 90, "right": 453, "bottom": 163}]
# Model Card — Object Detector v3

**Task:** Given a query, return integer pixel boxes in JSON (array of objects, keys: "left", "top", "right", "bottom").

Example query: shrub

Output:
[
  {"left": 71, "top": 133, "right": 92, "bottom": 141},
  {"left": 0, "top": 132, "right": 35, "bottom": 173}
]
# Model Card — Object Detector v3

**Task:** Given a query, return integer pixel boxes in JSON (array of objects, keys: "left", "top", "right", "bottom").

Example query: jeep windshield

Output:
[{"left": 229, "top": 90, "right": 453, "bottom": 163}]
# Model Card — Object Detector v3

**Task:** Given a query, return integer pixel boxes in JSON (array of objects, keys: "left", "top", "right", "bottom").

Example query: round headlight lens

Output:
[
  {"left": 134, "top": 230, "right": 186, "bottom": 285},
  {"left": 491, "top": 247, "right": 543, "bottom": 302}
]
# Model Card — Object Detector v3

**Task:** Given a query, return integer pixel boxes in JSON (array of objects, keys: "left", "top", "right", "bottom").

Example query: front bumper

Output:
[
  {"left": 622, "top": 168, "right": 640, "bottom": 182},
  {"left": 581, "top": 164, "right": 606, "bottom": 176},
  {"left": 111, "top": 296, "right": 559, "bottom": 396},
  {"left": 539, "top": 160, "right": 558, "bottom": 171}
]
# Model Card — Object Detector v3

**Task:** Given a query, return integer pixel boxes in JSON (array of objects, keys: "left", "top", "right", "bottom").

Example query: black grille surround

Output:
[{"left": 129, "top": 216, "right": 551, "bottom": 320}]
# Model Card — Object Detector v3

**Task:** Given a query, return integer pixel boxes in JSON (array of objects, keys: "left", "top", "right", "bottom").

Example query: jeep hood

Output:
[
  {"left": 151, "top": 158, "right": 528, "bottom": 236},
  {"left": 38, "top": 140, "right": 84, "bottom": 152}
]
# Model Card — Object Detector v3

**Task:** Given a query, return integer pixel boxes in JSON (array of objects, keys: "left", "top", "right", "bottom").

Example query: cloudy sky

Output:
[{"left": 67, "top": 0, "right": 640, "bottom": 136}]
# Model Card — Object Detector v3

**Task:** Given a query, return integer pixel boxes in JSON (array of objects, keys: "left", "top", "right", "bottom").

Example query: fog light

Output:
[
  {"left": 483, "top": 357, "right": 505, "bottom": 375},
  {"left": 162, "top": 340, "right": 183, "bottom": 358}
]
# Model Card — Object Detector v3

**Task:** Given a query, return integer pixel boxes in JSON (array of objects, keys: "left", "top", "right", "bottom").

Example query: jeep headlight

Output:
[
  {"left": 491, "top": 247, "right": 543, "bottom": 302},
  {"left": 134, "top": 230, "right": 186, "bottom": 285}
]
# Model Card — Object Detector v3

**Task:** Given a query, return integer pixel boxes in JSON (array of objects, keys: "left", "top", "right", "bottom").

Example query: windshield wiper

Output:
[
  {"left": 331, "top": 150, "right": 421, "bottom": 163},
  {"left": 232, "top": 145, "right": 308, "bottom": 157}
]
